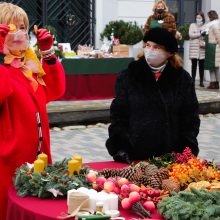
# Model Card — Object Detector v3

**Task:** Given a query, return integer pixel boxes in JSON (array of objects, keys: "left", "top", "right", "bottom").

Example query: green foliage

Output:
[
  {"left": 177, "top": 23, "right": 190, "bottom": 43},
  {"left": 43, "top": 25, "right": 57, "bottom": 39},
  {"left": 100, "top": 20, "right": 143, "bottom": 45},
  {"left": 158, "top": 187, "right": 220, "bottom": 219},
  {"left": 14, "top": 159, "right": 92, "bottom": 198}
]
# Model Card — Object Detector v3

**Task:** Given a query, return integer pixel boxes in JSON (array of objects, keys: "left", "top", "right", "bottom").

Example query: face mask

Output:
[
  {"left": 156, "top": 8, "right": 164, "bottom": 14},
  {"left": 144, "top": 49, "right": 168, "bottom": 67},
  {"left": 4, "top": 30, "right": 29, "bottom": 52},
  {"left": 196, "top": 18, "right": 203, "bottom": 25}
]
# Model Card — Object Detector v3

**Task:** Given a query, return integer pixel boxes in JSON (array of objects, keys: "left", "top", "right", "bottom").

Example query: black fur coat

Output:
[{"left": 106, "top": 57, "right": 200, "bottom": 161}]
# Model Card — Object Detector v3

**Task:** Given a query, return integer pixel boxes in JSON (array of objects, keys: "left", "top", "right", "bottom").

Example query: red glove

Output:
[
  {"left": 0, "top": 24, "right": 9, "bottom": 53},
  {"left": 36, "top": 28, "right": 54, "bottom": 51}
]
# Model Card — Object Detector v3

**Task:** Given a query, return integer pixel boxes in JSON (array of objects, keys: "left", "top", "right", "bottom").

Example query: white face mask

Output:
[
  {"left": 144, "top": 49, "right": 168, "bottom": 67},
  {"left": 196, "top": 18, "right": 203, "bottom": 25}
]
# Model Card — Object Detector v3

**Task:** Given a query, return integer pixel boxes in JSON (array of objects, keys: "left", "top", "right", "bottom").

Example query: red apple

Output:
[
  {"left": 104, "top": 181, "right": 115, "bottom": 193},
  {"left": 129, "top": 183, "right": 140, "bottom": 192},
  {"left": 113, "top": 185, "right": 121, "bottom": 194},
  {"left": 86, "top": 171, "right": 96, "bottom": 183},
  {"left": 92, "top": 182, "right": 101, "bottom": 191},
  {"left": 143, "top": 201, "right": 156, "bottom": 212},
  {"left": 121, "top": 198, "right": 131, "bottom": 210},
  {"left": 121, "top": 184, "right": 130, "bottom": 193},
  {"left": 96, "top": 176, "right": 106, "bottom": 187},
  {"left": 117, "top": 177, "right": 130, "bottom": 186},
  {"left": 129, "top": 191, "right": 141, "bottom": 203}
]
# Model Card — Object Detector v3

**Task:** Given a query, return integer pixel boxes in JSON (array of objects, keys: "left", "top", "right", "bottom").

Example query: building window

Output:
[{"left": 166, "top": 0, "right": 201, "bottom": 25}]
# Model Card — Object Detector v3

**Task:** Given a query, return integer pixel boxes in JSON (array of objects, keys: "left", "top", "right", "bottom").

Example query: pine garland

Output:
[{"left": 14, "top": 158, "right": 92, "bottom": 198}]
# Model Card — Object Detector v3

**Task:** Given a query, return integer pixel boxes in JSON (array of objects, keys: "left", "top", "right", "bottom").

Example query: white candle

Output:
[{"left": 108, "top": 193, "right": 118, "bottom": 210}]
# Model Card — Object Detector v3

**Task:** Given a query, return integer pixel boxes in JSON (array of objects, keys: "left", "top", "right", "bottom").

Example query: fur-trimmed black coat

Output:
[{"left": 106, "top": 57, "right": 200, "bottom": 161}]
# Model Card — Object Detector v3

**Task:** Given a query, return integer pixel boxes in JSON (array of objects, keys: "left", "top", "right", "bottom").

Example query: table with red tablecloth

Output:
[
  {"left": 59, "top": 58, "right": 133, "bottom": 100},
  {"left": 7, "top": 161, "right": 164, "bottom": 220}
]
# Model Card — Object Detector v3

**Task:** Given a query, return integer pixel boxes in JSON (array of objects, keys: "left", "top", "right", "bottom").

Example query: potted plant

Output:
[{"left": 100, "top": 20, "right": 143, "bottom": 57}]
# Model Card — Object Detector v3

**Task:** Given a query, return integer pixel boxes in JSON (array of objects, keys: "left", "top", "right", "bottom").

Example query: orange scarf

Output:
[{"left": 4, "top": 48, "right": 46, "bottom": 91}]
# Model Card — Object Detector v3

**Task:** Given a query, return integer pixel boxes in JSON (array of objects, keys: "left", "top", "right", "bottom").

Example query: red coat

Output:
[{"left": 0, "top": 58, "right": 65, "bottom": 220}]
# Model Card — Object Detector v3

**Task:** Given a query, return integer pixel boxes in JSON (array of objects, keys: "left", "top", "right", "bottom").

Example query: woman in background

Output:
[
  {"left": 202, "top": 10, "right": 220, "bottom": 89},
  {"left": 189, "top": 11, "right": 206, "bottom": 87}
]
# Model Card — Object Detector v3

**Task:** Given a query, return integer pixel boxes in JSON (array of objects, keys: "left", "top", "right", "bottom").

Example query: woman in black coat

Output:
[{"left": 106, "top": 28, "right": 200, "bottom": 164}]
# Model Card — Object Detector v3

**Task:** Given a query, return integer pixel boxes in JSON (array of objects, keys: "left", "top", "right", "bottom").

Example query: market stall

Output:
[
  {"left": 7, "top": 161, "right": 163, "bottom": 220},
  {"left": 59, "top": 58, "right": 134, "bottom": 101},
  {"left": 8, "top": 149, "right": 220, "bottom": 220}
]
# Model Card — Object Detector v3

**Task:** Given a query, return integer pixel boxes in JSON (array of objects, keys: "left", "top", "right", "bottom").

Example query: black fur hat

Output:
[{"left": 143, "top": 27, "right": 178, "bottom": 53}]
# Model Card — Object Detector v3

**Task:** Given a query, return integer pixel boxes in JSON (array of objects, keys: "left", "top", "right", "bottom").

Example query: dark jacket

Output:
[{"left": 106, "top": 57, "right": 200, "bottom": 161}]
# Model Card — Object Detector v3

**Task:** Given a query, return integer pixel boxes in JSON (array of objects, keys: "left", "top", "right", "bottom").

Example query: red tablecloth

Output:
[
  {"left": 59, "top": 74, "right": 117, "bottom": 100},
  {"left": 6, "top": 161, "right": 164, "bottom": 220}
]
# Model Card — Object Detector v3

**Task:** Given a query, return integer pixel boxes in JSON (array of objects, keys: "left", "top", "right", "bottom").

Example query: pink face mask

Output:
[{"left": 4, "top": 29, "right": 29, "bottom": 52}]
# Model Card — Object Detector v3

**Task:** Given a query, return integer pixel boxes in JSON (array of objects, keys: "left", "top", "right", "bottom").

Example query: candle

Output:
[
  {"left": 72, "top": 155, "right": 82, "bottom": 169},
  {"left": 34, "top": 159, "right": 44, "bottom": 173},
  {"left": 38, "top": 152, "right": 48, "bottom": 168},
  {"left": 68, "top": 159, "right": 80, "bottom": 175}
]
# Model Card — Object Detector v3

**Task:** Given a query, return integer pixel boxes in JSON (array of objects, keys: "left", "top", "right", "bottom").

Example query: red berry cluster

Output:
[{"left": 172, "top": 147, "right": 194, "bottom": 164}]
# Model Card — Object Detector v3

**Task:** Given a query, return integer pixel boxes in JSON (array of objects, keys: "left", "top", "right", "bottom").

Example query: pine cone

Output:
[
  {"left": 147, "top": 176, "right": 161, "bottom": 189},
  {"left": 161, "top": 178, "right": 180, "bottom": 192},
  {"left": 99, "top": 168, "right": 121, "bottom": 178},
  {"left": 136, "top": 162, "right": 158, "bottom": 177},
  {"left": 156, "top": 168, "right": 169, "bottom": 181}
]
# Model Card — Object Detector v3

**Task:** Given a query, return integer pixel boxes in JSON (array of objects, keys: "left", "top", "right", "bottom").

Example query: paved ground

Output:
[
  {"left": 50, "top": 113, "right": 220, "bottom": 165},
  {"left": 49, "top": 81, "right": 220, "bottom": 164}
]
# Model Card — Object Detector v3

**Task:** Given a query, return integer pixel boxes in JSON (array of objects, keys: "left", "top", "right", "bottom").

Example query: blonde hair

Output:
[
  {"left": 152, "top": 0, "right": 168, "bottom": 13},
  {"left": 0, "top": 2, "right": 29, "bottom": 30},
  {"left": 169, "top": 53, "right": 183, "bottom": 69}
]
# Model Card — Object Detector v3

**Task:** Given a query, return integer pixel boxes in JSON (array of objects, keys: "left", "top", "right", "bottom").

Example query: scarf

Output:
[{"left": 4, "top": 48, "right": 46, "bottom": 91}]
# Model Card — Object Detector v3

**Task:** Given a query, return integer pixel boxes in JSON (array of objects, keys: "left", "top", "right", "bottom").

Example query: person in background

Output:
[
  {"left": 202, "top": 10, "right": 220, "bottom": 89},
  {"left": 0, "top": 3, "right": 65, "bottom": 220},
  {"left": 189, "top": 11, "right": 206, "bottom": 87},
  {"left": 106, "top": 28, "right": 200, "bottom": 164},
  {"left": 143, "top": 0, "right": 176, "bottom": 35},
  {"left": 136, "top": 0, "right": 181, "bottom": 60}
]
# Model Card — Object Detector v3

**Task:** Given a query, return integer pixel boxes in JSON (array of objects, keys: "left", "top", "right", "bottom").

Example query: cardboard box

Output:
[{"left": 113, "top": 44, "right": 129, "bottom": 57}]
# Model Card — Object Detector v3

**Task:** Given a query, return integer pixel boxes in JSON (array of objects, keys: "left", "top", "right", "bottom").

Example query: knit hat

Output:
[{"left": 143, "top": 27, "right": 178, "bottom": 53}]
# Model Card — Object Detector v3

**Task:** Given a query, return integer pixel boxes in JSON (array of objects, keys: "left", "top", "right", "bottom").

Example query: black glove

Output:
[
  {"left": 200, "top": 30, "right": 206, "bottom": 36},
  {"left": 113, "top": 150, "right": 131, "bottom": 164}
]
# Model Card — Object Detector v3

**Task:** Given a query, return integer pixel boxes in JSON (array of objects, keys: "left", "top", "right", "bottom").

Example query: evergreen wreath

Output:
[{"left": 14, "top": 158, "right": 92, "bottom": 198}]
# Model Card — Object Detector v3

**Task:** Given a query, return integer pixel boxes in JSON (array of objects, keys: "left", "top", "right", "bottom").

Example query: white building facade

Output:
[{"left": 95, "top": 0, "right": 220, "bottom": 48}]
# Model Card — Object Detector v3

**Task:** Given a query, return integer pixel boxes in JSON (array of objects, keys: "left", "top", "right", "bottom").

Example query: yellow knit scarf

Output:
[{"left": 4, "top": 48, "right": 46, "bottom": 91}]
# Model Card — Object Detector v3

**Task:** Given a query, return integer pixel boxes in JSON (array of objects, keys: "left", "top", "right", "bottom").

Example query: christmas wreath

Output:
[{"left": 14, "top": 158, "right": 92, "bottom": 198}]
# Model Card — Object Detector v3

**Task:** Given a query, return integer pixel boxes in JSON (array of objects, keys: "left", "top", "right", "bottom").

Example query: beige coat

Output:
[
  {"left": 207, "top": 21, "right": 220, "bottom": 67},
  {"left": 189, "top": 23, "right": 205, "bottom": 60}
]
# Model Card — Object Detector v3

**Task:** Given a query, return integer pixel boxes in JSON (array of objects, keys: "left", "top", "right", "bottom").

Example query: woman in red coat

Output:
[{"left": 0, "top": 3, "right": 65, "bottom": 220}]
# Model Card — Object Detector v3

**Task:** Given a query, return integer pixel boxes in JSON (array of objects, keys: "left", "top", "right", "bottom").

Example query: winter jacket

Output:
[
  {"left": 189, "top": 23, "right": 205, "bottom": 60},
  {"left": 143, "top": 12, "right": 176, "bottom": 34},
  {"left": 0, "top": 57, "right": 65, "bottom": 220},
  {"left": 106, "top": 57, "right": 200, "bottom": 161},
  {"left": 206, "top": 20, "right": 220, "bottom": 67}
]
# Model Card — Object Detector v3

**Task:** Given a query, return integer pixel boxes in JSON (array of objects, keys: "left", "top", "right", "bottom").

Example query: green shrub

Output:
[
  {"left": 100, "top": 20, "right": 143, "bottom": 45},
  {"left": 177, "top": 23, "right": 190, "bottom": 41}
]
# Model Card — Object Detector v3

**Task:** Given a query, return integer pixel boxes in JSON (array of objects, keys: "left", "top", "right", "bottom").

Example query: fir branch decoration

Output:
[
  {"left": 14, "top": 158, "right": 92, "bottom": 198},
  {"left": 158, "top": 188, "right": 220, "bottom": 220}
]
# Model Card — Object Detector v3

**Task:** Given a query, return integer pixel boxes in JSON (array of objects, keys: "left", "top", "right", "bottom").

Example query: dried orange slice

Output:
[
  {"left": 34, "top": 25, "right": 38, "bottom": 34},
  {"left": 8, "top": 24, "right": 16, "bottom": 32}
]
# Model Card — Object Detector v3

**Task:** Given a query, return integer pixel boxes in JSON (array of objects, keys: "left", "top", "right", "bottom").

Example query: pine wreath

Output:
[{"left": 14, "top": 158, "right": 92, "bottom": 198}]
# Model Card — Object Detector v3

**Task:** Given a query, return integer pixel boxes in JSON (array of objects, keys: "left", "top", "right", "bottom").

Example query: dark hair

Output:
[
  {"left": 196, "top": 11, "right": 205, "bottom": 23},
  {"left": 208, "top": 10, "right": 219, "bottom": 21}
]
